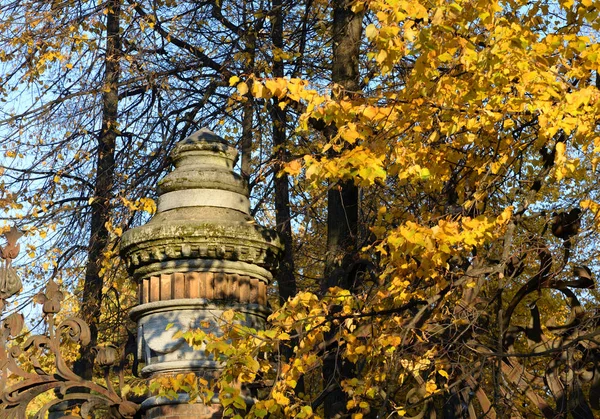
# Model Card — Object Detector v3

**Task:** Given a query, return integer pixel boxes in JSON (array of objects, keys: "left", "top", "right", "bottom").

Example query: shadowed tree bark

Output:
[
  {"left": 271, "top": 0, "right": 297, "bottom": 309},
  {"left": 322, "top": 1, "right": 363, "bottom": 417},
  {"left": 73, "top": 0, "right": 121, "bottom": 380},
  {"left": 269, "top": 0, "right": 303, "bottom": 396}
]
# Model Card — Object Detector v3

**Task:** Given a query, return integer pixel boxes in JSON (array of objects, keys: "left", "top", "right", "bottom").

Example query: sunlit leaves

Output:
[
  {"left": 303, "top": 147, "right": 387, "bottom": 187},
  {"left": 237, "top": 82, "right": 249, "bottom": 96},
  {"left": 195, "top": 0, "right": 600, "bottom": 415}
]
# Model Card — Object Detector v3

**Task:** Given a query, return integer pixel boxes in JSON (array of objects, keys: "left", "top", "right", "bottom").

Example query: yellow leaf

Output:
[
  {"left": 365, "top": 24, "right": 378, "bottom": 40},
  {"left": 140, "top": 197, "right": 157, "bottom": 214},
  {"left": 376, "top": 49, "right": 388, "bottom": 64},
  {"left": 284, "top": 159, "right": 302, "bottom": 176},
  {"left": 252, "top": 82, "right": 269, "bottom": 98},
  {"left": 222, "top": 309, "right": 235, "bottom": 322},
  {"left": 363, "top": 106, "right": 378, "bottom": 120},
  {"left": 237, "top": 82, "right": 249, "bottom": 95},
  {"left": 555, "top": 142, "right": 566, "bottom": 160},
  {"left": 272, "top": 390, "right": 289, "bottom": 406},
  {"left": 351, "top": 1, "right": 364, "bottom": 12},
  {"left": 340, "top": 124, "right": 361, "bottom": 144},
  {"left": 431, "top": 8, "right": 444, "bottom": 25},
  {"left": 229, "top": 75, "right": 240, "bottom": 86},
  {"left": 265, "top": 79, "right": 286, "bottom": 98},
  {"left": 425, "top": 381, "right": 438, "bottom": 395},
  {"left": 438, "top": 52, "right": 453, "bottom": 62}
]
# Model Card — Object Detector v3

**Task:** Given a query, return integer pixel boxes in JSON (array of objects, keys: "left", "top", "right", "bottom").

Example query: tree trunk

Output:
[
  {"left": 269, "top": 0, "right": 303, "bottom": 395},
  {"left": 240, "top": 12, "right": 257, "bottom": 186},
  {"left": 271, "top": 0, "right": 297, "bottom": 306},
  {"left": 324, "top": 0, "right": 362, "bottom": 290},
  {"left": 322, "top": 1, "right": 363, "bottom": 417},
  {"left": 73, "top": 0, "right": 120, "bottom": 380}
]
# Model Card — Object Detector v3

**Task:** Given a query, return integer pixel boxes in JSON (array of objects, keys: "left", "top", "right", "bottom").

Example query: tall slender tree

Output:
[
  {"left": 72, "top": 0, "right": 121, "bottom": 380},
  {"left": 321, "top": 1, "right": 364, "bottom": 416}
]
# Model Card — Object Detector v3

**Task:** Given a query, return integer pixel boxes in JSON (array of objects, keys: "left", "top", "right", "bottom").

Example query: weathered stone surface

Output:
[
  {"left": 121, "top": 220, "right": 280, "bottom": 280},
  {"left": 130, "top": 299, "right": 268, "bottom": 377},
  {"left": 142, "top": 395, "right": 223, "bottom": 419}
]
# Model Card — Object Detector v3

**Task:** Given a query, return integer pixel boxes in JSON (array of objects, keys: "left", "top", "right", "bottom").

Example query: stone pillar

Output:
[{"left": 120, "top": 129, "right": 281, "bottom": 419}]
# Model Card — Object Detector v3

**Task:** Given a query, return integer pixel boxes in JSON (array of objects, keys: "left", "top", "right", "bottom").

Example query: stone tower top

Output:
[
  {"left": 156, "top": 127, "right": 250, "bottom": 219},
  {"left": 120, "top": 129, "right": 282, "bottom": 283}
]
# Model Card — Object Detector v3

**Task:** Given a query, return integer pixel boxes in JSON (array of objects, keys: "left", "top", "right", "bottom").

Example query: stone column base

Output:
[{"left": 142, "top": 396, "right": 222, "bottom": 419}]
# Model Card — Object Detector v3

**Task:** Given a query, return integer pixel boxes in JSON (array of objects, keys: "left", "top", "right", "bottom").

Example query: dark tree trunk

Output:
[
  {"left": 240, "top": 12, "right": 257, "bottom": 186},
  {"left": 241, "top": 73, "right": 254, "bottom": 185},
  {"left": 269, "top": 0, "right": 303, "bottom": 395},
  {"left": 324, "top": 0, "right": 363, "bottom": 290},
  {"left": 322, "top": 1, "right": 363, "bottom": 417},
  {"left": 271, "top": 0, "right": 297, "bottom": 306},
  {"left": 73, "top": 0, "right": 120, "bottom": 380},
  {"left": 331, "top": 0, "right": 363, "bottom": 92}
]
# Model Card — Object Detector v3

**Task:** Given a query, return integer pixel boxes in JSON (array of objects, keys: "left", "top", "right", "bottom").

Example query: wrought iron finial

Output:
[{"left": 0, "top": 225, "right": 23, "bottom": 301}]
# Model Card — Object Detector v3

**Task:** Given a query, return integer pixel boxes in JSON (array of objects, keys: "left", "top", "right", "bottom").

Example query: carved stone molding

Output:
[{"left": 122, "top": 221, "right": 281, "bottom": 280}]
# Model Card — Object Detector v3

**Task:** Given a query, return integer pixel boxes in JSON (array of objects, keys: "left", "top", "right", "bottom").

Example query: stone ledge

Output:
[
  {"left": 158, "top": 168, "right": 248, "bottom": 196},
  {"left": 142, "top": 395, "right": 222, "bottom": 419},
  {"left": 129, "top": 298, "right": 270, "bottom": 321},
  {"left": 125, "top": 240, "right": 276, "bottom": 264}
]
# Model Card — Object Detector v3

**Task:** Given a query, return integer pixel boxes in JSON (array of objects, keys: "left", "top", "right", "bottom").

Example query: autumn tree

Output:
[
  {"left": 4, "top": 0, "right": 600, "bottom": 418},
  {"left": 320, "top": 1, "right": 364, "bottom": 416},
  {"left": 68, "top": 0, "right": 123, "bottom": 380},
  {"left": 0, "top": 6, "right": 327, "bottom": 415},
  {"left": 0, "top": 0, "right": 140, "bottom": 359},
  {"left": 220, "top": 0, "right": 600, "bottom": 417}
]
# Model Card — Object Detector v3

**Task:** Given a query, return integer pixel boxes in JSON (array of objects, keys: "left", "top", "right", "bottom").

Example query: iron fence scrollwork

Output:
[{"left": 0, "top": 228, "right": 139, "bottom": 418}]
